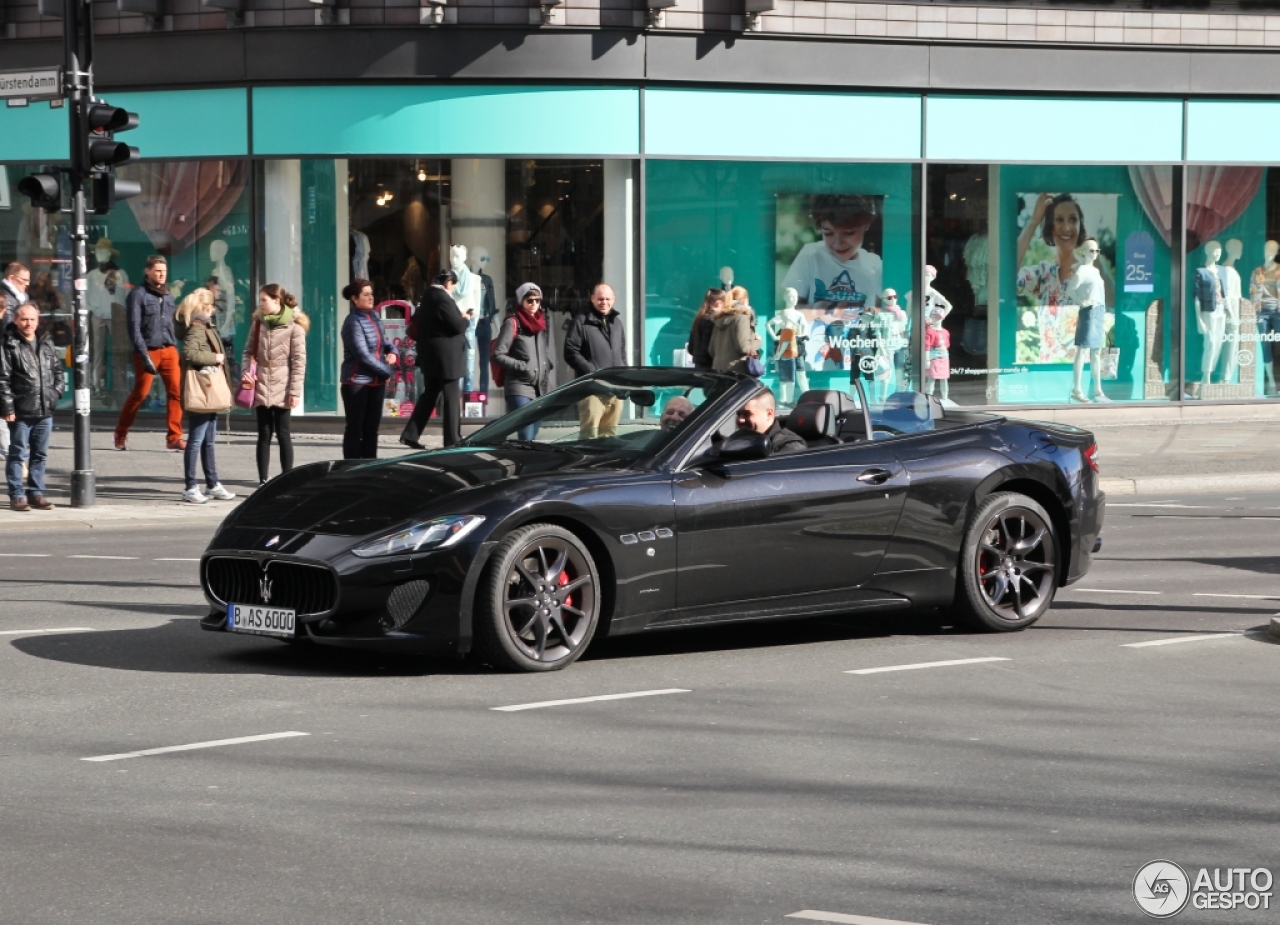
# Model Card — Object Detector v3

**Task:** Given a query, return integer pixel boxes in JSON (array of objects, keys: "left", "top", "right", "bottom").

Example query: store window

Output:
[
  {"left": 645, "top": 160, "right": 921, "bottom": 407},
  {"left": 925, "top": 164, "right": 1178, "bottom": 406},
  {"left": 1180, "top": 166, "right": 1280, "bottom": 401},
  {"left": 259, "top": 157, "right": 638, "bottom": 417},
  {"left": 0, "top": 159, "right": 250, "bottom": 414}
]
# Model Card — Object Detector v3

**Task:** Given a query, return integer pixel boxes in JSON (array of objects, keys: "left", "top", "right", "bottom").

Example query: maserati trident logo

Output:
[{"left": 259, "top": 574, "right": 273, "bottom": 605}]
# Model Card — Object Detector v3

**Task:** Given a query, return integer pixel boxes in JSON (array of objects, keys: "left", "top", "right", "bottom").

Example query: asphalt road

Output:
[{"left": 1, "top": 494, "right": 1277, "bottom": 925}]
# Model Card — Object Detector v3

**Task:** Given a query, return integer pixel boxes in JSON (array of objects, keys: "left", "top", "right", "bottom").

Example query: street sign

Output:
[{"left": 0, "top": 67, "right": 62, "bottom": 102}]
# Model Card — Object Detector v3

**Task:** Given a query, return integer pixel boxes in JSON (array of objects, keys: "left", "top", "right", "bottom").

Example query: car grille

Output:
[{"left": 205, "top": 556, "right": 339, "bottom": 618}]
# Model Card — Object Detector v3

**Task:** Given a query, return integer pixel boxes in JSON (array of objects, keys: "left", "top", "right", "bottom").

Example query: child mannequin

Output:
[
  {"left": 767, "top": 288, "right": 807, "bottom": 403},
  {"left": 924, "top": 305, "right": 951, "bottom": 401},
  {"left": 1064, "top": 237, "right": 1110, "bottom": 403},
  {"left": 868, "top": 288, "right": 906, "bottom": 404}
]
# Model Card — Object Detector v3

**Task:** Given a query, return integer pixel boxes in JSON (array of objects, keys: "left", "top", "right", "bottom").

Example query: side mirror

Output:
[{"left": 713, "top": 430, "right": 770, "bottom": 463}]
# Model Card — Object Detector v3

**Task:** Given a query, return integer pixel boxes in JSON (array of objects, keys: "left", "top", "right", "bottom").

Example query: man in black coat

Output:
[
  {"left": 1, "top": 304, "right": 66, "bottom": 510},
  {"left": 734, "top": 389, "right": 806, "bottom": 456},
  {"left": 401, "top": 269, "right": 472, "bottom": 449},
  {"left": 564, "top": 283, "right": 628, "bottom": 439}
]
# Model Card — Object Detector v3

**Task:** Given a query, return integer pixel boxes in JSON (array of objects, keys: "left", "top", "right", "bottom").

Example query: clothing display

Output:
[
  {"left": 925, "top": 324, "right": 951, "bottom": 380},
  {"left": 350, "top": 229, "right": 370, "bottom": 281}
]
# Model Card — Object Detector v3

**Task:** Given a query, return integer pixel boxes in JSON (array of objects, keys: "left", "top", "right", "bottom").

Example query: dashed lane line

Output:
[
  {"left": 492, "top": 689, "right": 691, "bottom": 712},
  {"left": 0, "top": 553, "right": 50, "bottom": 557},
  {"left": 845, "top": 657, "right": 1010, "bottom": 675},
  {"left": 1193, "top": 593, "right": 1279, "bottom": 600},
  {"left": 1121, "top": 633, "right": 1241, "bottom": 648},
  {"left": 0, "top": 627, "right": 94, "bottom": 636},
  {"left": 82, "top": 731, "right": 310, "bottom": 762},
  {"left": 67, "top": 555, "right": 140, "bottom": 560},
  {"left": 787, "top": 911, "right": 935, "bottom": 925}
]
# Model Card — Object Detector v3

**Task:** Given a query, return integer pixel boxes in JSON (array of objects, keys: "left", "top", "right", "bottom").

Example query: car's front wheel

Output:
[
  {"left": 950, "top": 491, "right": 1058, "bottom": 632},
  {"left": 473, "top": 523, "right": 601, "bottom": 672}
]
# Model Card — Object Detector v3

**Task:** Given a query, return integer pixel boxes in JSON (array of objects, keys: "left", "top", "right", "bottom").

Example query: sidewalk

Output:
[{"left": 2, "top": 414, "right": 1280, "bottom": 529}]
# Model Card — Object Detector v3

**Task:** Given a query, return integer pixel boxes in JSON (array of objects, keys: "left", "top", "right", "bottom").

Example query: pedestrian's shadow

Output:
[{"left": 10, "top": 618, "right": 476, "bottom": 678}]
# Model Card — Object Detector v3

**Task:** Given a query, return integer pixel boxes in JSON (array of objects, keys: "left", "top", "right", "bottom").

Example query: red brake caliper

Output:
[{"left": 558, "top": 570, "right": 572, "bottom": 609}]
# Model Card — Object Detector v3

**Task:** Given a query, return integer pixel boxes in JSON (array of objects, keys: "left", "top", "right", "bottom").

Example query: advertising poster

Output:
[
  {"left": 1014, "top": 192, "right": 1118, "bottom": 365},
  {"left": 775, "top": 193, "right": 885, "bottom": 372}
]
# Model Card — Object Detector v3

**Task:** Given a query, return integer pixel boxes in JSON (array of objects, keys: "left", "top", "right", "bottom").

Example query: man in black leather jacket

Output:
[
  {"left": 735, "top": 389, "right": 806, "bottom": 455},
  {"left": 0, "top": 304, "right": 65, "bottom": 511}
]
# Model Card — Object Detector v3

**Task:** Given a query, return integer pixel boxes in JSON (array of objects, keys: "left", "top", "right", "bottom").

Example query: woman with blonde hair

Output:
[
  {"left": 710, "top": 285, "right": 762, "bottom": 376},
  {"left": 241, "top": 283, "right": 308, "bottom": 484},
  {"left": 686, "top": 287, "right": 725, "bottom": 369},
  {"left": 175, "top": 288, "right": 236, "bottom": 504}
]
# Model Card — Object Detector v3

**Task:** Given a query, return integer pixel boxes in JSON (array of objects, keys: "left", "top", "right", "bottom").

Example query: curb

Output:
[
  {"left": 0, "top": 501, "right": 239, "bottom": 532},
  {"left": 1099, "top": 472, "right": 1280, "bottom": 496}
]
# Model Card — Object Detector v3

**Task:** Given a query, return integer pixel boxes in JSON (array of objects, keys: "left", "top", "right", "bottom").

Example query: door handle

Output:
[{"left": 856, "top": 468, "right": 893, "bottom": 485}]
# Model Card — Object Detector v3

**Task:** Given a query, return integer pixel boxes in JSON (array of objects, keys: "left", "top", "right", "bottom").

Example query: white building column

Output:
[
  {"left": 263, "top": 159, "right": 304, "bottom": 409},
  {"left": 603, "top": 159, "right": 637, "bottom": 364},
  {"left": 451, "top": 158, "right": 507, "bottom": 400}
]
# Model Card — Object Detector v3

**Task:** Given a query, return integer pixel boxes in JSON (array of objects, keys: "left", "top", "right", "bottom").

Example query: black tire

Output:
[
  {"left": 472, "top": 523, "right": 601, "bottom": 672},
  {"left": 949, "top": 492, "right": 1058, "bottom": 632}
]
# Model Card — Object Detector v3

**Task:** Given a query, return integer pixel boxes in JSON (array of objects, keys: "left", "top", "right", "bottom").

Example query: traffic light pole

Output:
[{"left": 64, "top": 0, "right": 95, "bottom": 507}]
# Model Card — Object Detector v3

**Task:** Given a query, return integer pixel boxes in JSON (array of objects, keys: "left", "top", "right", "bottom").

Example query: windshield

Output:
[{"left": 463, "top": 369, "right": 740, "bottom": 461}]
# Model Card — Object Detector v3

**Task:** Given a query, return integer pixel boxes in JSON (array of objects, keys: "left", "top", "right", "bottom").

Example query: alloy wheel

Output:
[
  {"left": 975, "top": 507, "right": 1056, "bottom": 622},
  {"left": 502, "top": 536, "right": 597, "bottom": 663}
]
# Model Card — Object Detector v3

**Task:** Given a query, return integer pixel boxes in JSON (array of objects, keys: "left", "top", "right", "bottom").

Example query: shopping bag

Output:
[{"left": 185, "top": 366, "right": 233, "bottom": 413}]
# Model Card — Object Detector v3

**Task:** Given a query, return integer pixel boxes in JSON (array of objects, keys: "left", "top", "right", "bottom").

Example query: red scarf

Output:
[{"left": 515, "top": 304, "right": 546, "bottom": 335}]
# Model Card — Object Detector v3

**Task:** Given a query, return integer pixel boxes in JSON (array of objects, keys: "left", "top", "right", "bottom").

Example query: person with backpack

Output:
[
  {"left": 400, "top": 269, "right": 471, "bottom": 449},
  {"left": 492, "top": 282, "right": 556, "bottom": 441},
  {"left": 241, "top": 283, "right": 309, "bottom": 483}
]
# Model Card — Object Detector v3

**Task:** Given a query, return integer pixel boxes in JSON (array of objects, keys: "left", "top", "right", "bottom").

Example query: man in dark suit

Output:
[{"left": 400, "top": 269, "right": 472, "bottom": 449}]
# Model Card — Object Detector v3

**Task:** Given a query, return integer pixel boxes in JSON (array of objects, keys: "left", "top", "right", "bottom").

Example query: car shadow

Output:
[{"left": 9, "top": 618, "right": 478, "bottom": 678}]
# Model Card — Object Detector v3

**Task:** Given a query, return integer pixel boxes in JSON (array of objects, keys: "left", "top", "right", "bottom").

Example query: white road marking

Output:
[
  {"left": 845, "top": 657, "right": 1010, "bottom": 675},
  {"left": 67, "top": 555, "right": 140, "bottom": 560},
  {"left": 787, "top": 911, "right": 935, "bottom": 925},
  {"left": 1069, "top": 588, "right": 1160, "bottom": 595},
  {"left": 82, "top": 731, "right": 310, "bottom": 762},
  {"left": 1121, "top": 633, "right": 1240, "bottom": 648},
  {"left": 0, "top": 553, "right": 51, "bottom": 557},
  {"left": 1193, "top": 593, "right": 1278, "bottom": 600},
  {"left": 492, "top": 689, "right": 691, "bottom": 712},
  {"left": 0, "top": 627, "right": 94, "bottom": 636}
]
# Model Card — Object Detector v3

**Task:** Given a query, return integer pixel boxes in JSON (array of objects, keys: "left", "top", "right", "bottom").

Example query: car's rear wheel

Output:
[
  {"left": 473, "top": 523, "right": 601, "bottom": 672},
  {"left": 950, "top": 492, "right": 1058, "bottom": 632}
]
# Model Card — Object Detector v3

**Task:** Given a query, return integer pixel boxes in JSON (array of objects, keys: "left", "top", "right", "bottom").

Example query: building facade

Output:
[{"left": 4, "top": 5, "right": 1280, "bottom": 418}]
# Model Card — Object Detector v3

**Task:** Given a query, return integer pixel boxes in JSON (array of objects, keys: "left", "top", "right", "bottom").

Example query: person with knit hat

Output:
[{"left": 491, "top": 282, "right": 556, "bottom": 441}]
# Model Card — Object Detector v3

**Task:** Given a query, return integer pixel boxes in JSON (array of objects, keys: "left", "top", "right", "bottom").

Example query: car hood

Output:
[{"left": 227, "top": 445, "right": 630, "bottom": 536}]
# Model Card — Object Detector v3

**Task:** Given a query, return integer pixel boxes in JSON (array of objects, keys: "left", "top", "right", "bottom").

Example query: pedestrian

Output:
[
  {"left": 710, "top": 285, "right": 763, "bottom": 376},
  {"left": 686, "top": 287, "right": 725, "bottom": 370},
  {"left": 339, "top": 278, "right": 398, "bottom": 459},
  {"left": 114, "top": 254, "right": 185, "bottom": 451},
  {"left": 0, "top": 260, "right": 33, "bottom": 455},
  {"left": 400, "top": 269, "right": 470, "bottom": 450},
  {"left": 492, "top": 282, "right": 556, "bottom": 441},
  {"left": 241, "top": 283, "right": 308, "bottom": 483},
  {"left": 0, "top": 303, "right": 63, "bottom": 511},
  {"left": 564, "top": 282, "right": 627, "bottom": 439},
  {"left": 175, "top": 289, "right": 236, "bottom": 504}
]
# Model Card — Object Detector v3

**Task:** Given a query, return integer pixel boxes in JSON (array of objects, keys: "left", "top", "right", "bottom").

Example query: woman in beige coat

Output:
[
  {"left": 709, "top": 286, "right": 762, "bottom": 376},
  {"left": 241, "top": 283, "right": 308, "bottom": 484}
]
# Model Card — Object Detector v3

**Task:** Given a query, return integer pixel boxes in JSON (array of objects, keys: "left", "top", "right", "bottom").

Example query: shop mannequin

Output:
[
  {"left": 449, "top": 245, "right": 481, "bottom": 391},
  {"left": 209, "top": 239, "right": 237, "bottom": 356},
  {"left": 867, "top": 288, "right": 906, "bottom": 404},
  {"left": 471, "top": 246, "right": 497, "bottom": 395},
  {"left": 1222, "top": 239, "right": 1244, "bottom": 383},
  {"left": 766, "top": 288, "right": 807, "bottom": 403},
  {"left": 85, "top": 237, "right": 127, "bottom": 395},
  {"left": 1250, "top": 240, "right": 1280, "bottom": 395},
  {"left": 1064, "top": 238, "right": 1109, "bottom": 403},
  {"left": 719, "top": 266, "right": 734, "bottom": 292},
  {"left": 923, "top": 305, "right": 951, "bottom": 401},
  {"left": 1194, "top": 240, "right": 1230, "bottom": 394},
  {"left": 905, "top": 265, "right": 952, "bottom": 319}
]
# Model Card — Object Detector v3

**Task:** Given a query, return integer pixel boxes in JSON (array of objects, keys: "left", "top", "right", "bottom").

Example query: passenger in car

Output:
[
  {"left": 660, "top": 396, "right": 695, "bottom": 432},
  {"left": 735, "top": 389, "right": 806, "bottom": 455}
]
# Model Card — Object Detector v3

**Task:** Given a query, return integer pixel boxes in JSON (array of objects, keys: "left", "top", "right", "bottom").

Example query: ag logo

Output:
[{"left": 1134, "top": 860, "right": 1190, "bottom": 917}]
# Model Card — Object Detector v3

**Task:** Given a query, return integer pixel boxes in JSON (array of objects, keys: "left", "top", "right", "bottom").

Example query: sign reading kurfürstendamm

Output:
[{"left": 0, "top": 68, "right": 62, "bottom": 102}]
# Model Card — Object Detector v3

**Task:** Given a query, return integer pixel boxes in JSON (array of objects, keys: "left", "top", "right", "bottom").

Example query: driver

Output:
[
  {"left": 736, "top": 389, "right": 806, "bottom": 455},
  {"left": 659, "top": 396, "right": 694, "bottom": 432}
]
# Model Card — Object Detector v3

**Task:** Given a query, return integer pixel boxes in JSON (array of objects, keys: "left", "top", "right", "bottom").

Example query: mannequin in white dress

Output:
[
  {"left": 449, "top": 244, "right": 481, "bottom": 392},
  {"left": 1222, "top": 238, "right": 1244, "bottom": 383}
]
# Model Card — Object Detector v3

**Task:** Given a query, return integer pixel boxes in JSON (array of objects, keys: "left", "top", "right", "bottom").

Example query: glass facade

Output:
[{"left": 3, "top": 86, "right": 1280, "bottom": 417}]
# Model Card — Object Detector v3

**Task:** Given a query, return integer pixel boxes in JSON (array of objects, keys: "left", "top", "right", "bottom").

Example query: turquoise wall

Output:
[{"left": 301, "top": 158, "right": 339, "bottom": 412}]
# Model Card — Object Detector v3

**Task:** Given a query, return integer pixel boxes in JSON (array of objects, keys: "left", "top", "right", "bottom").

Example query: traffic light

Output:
[
  {"left": 17, "top": 173, "right": 62, "bottom": 213},
  {"left": 83, "top": 100, "right": 141, "bottom": 215}
]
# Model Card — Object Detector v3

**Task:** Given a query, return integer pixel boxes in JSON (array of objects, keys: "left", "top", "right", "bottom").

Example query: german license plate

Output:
[{"left": 226, "top": 603, "right": 296, "bottom": 638}]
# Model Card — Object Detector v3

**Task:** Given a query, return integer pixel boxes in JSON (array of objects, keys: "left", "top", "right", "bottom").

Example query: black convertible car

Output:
[{"left": 200, "top": 369, "right": 1105, "bottom": 672}]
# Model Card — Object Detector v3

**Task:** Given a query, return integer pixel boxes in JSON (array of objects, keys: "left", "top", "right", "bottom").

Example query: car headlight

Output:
[{"left": 351, "top": 515, "right": 485, "bottom": 559}]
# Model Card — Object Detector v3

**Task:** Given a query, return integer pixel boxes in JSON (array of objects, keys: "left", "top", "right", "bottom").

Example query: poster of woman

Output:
[{"left": 1015, "top": 192, "right": 1118, "bottom": 364}]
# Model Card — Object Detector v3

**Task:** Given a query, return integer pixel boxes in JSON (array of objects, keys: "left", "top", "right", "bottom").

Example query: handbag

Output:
[
  {"left": 184, "top": 366, "right": 232, "bottom": 413},
  {"left": 745, "top": 355, "right": 765, "bottom": 377},
  {"left": 235, "top": 317, "right": 260, "bottom": 409}
]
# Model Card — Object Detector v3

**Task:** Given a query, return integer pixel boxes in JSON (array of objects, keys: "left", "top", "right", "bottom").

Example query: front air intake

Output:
[{"left": 383, "top": 580, "right": 431, "bottom": 630}]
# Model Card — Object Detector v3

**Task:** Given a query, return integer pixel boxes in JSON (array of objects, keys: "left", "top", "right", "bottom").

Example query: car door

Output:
[{"left": 670, "top": 440, "right": 908, "bottom": 613}]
